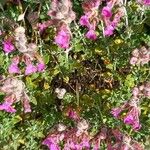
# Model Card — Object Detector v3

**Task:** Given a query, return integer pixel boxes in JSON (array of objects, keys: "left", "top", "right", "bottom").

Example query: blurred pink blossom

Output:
[
  {"left": 0, "top": 78, "right": 31, "bottom": 113},
  {"left": 37, "top": 63, "right": 46, "bottom": 72},
  {"left": 85, "top": 30, "right": 97, "bottom": 40},
  {"left": 79, "top": 15, "right": 90, "bottom": 28},
  {"left": 102, "top": 6, "right": 112, "bottom": 18},
  {"left": 55, "top": 26, "right": 71, "bottom": 49},
  {"left": 2, "top": 40, "right": 15, "bottom": 54},
  {"left": 130, "top": 46, "right": 150, "bottom": 66},
  {"left": 8, "top": 56, "right": 20, "bottom": 74},
  {"left": 79, "top": 0, "right": 100, "bottom": 40},
  {"left": 25, "top": 64, "right": 37, "bottom": 75},
  {"left": 111, "top": 98, "right": 141, "bottom": 130},
  {"left": 138, "top": 0, "right": 150, "bottom": 5}
]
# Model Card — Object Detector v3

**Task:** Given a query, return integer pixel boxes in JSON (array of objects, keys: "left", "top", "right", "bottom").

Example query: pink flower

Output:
[
  {"left": 144, "top": 0, "right": 150, "bottom": 5},
  {"left": 2, "top": 40, "right": 15, "bottom": 54},
  {"left": 138, "top": 0, "right": 150, "bottom": 5},
  {"left": 79, "top": 15, "right": 90, "bottom": 28},
  {"left": 0, "top": 96, "right": 16, "bottom": 113},
  {"left": 124, "top": 107, "right": 141, "bottom": 130},
  {"left": 25, "top": 64, "right": 37, "bottom": 75},
  {"left": 103, "top": 8, "right": 124, "bottom": 37},
  {"left": 80, "top": 0, "right": 100, "bottom": 40},
  {"left": 42, "top": 136, "right": 60, "bottom": 150},
  {"left": 130, "top": 57, "right": 138, "bottom": 65},
  {"left": 0, "top": 102, "right": 16, "bottom": 113},
  {"left": 104, "top": 25, "right": 114, "bottom": 36},
  {"left": 37, "top": 22, "right": 48, "bottom": 33},
  {"left": 111, "top": 108, "right": 122, "bottom": 118},
  {"left": 111, "top": 95, "right": 141, "bottom": 131},
  {"left": 102, "top": 6, "right": 112, "bottom": 18},
  {"left": 9, "top": 64, "right": 20, "bottom": 74},
  {"left": 8, "top": 56, "right": 20, "bottom": 74},
  {"left": 24, "top": 56, "right": 37, "bottom": 75},
  {"left": 55, "top": 28, "right": 70, "bottom": 49},
  {"left": 37, "top": 20, "right": 53, "bottom": 33},
  {"left": 37, "top": 63, "right": 46, "bottom": 72},
  {"left": 66, "top": 108, "right": 80, "bottom": 121},
  {"left": 130, "top": 46, "right": 150, "bottom": 66},
  {"left": 85, "top": 30, "right": 97, "bottom": 40}
]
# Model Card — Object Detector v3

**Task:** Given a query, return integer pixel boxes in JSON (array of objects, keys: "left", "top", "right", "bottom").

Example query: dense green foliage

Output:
[{"left": 0, "top": 0, "right": 150, "bottom": 149}]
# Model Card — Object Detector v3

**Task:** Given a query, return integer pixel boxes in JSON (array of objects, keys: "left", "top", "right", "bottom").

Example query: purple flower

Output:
[
  {"left": 144, "top": 0, "right": 150, "bottom": 5},
  {"left": 124, "top": 108, "right": 141, "bottom": 130},
  {"left": 25, "top": 64, "right": 37, "bottom": 75},
  {"left": 124, "top": 103, "right": 141, "bottom": 130},
  {"left": 2, "top": 40, "right": 15, "bottom": 54},
  {"left": 124, "top": 115, "right": 134, "bottom": 123},
  {"left": 0, "top": 96, "right": 16, "bottom": 113},
  {"left": 8, "top": 56, "right": 20, "bottom": 74},
  {"left": 104, "top": 25, "right": 114, "bottom": 36},
  {"left": 37, "top": 22, "right": 48, "bottom": 33},
  {"left": 66, "top": 108, "right": 80, "bottom": 121},
  {"left": 138, "top": 0, "right": 150, "bottom": 5},
  {"left": 80, "top": 0, "right": 100, "bottom": 40},
  {"left": 111, "top": 108, "right": 122, "bottom": 118},
  {"left": 37, "top": 63, "right": 46, "bottom": 72},
  {"left": 55, "top": 28, "right": 70, "bottom": 49},
  {"left": 111, "top": 96, "right": 141, "bottom": 131},
  {"left": 0, "top": 102, "right": 16, "bottom": 113},
  {"left": 9, "top": 64, "right": 20, "bottom": 74},
  {"left": 85, "top": 30, "right": 97, "bottom": 40},
  {"left": 79, "top": 15, "right": 90, "bottom": 28},
  {"left": 102, "top": 6, "right": 112, "bottom": 18},
  {"left": 42, "top": 136, "right": 60, "bottom": 150}
]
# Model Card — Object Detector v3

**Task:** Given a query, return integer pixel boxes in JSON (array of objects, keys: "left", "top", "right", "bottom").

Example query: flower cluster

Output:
[
  {"left": 92, "top": 128, "right": 143, "bottom": 149},
  {"left": 130, "top": 46, "right": 150, "bottom": 66},
  {"left": 8, "top": 26, "right": 45, "bottom": 75},
  {"left": 102, "top": 0, "right": 124, "bottom": 36},
  {"left": 43, "top": 109, "right": 143, "bottom": 150},
  {"left": 106, "top": 129, "right": 144, "bottom": 150},
  {"left": 111, "top": 98, "right": 141, "bottom": 130},
  {"left": 43, "top": 119, "right": 91, "bottom": 150},
  {"left": 111, "top": 82, "right": 150, "bottom": 130},
  {"left": 79, "top": 0, "right": 124, "bottom": 39},
  {"left": 0, "top": 77, "right": 31, "bottom": 113},
  {"left": 47, "top": 0, "right": 76, "bottom": 49},
  {"left": 79, "top": 0, "right": 101, "bottom": 40},
  {"left": 132, "top": 82, "right": 150, "bottom": 99}
]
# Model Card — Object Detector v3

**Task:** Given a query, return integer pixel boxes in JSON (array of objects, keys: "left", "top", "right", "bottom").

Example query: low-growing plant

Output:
[{"left": 0, "top": 0, "right": 150, "bottom": 150}]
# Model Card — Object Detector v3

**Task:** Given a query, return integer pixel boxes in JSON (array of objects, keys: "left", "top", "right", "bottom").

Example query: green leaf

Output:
[
  {"left": 44, "top": 54, "right": 50, "bottom": 64},
  {"left": 12, "top": 115, "right": 22, "bottom": 125},
  {"left": 30, "top": 96, "right": 37, "bottom": 105},
  {"left": 124, "top": 74, "right": 135, "bottom": 88}
]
